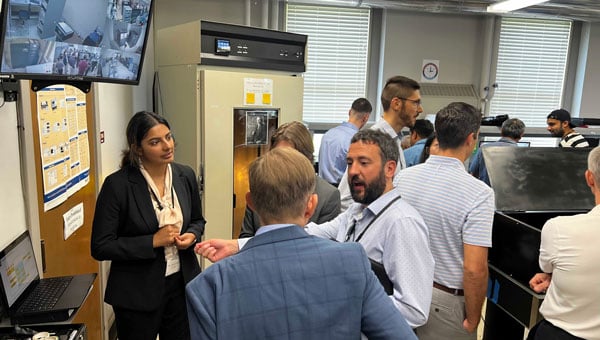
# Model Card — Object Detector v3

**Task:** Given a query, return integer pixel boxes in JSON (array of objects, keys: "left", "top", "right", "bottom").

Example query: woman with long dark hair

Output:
[{"left": 91, "top": 111, "right": 205, "bottom": 340}]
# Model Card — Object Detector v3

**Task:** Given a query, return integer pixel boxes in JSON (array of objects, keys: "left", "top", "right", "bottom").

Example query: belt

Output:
[{"left": 433, "top": 282, "right": 464, "bottom": 296}]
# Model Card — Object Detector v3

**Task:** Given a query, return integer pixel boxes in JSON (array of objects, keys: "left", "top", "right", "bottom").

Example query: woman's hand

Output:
[
  {"left": 174, "top": 232, "right": 196, "bottom": 250},
  {"left": 152, "top": 225, "right": 180, "bottom": 248}
]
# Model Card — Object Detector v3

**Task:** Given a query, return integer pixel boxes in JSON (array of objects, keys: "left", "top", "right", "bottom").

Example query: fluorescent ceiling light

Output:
[{"left": 487, "top": 0, "right": 550, "bottom": 13}]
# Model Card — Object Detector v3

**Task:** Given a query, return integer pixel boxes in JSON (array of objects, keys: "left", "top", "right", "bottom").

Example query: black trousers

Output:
[
  {"left": 113, "top": 271, "right": 190, "bottom": 340},
  {"left": 532, "top": 320, "right": 585, "bottom": 340}
]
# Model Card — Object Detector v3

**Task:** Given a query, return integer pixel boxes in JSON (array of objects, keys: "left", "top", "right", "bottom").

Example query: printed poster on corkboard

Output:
[{"left": 36, "top": 85, "right": 90, "bottom": 211}]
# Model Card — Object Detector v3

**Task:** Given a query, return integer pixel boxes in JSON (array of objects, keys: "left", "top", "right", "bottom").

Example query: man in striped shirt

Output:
[
  {"left": 394, "top": 102, "right": 495, "bottom": 340},
  {"left": 546, "top": 109, "right": 590, "bottom": 148}
]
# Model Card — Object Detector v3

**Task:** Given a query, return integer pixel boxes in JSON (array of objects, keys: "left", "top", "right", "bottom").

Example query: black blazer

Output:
[
  {"left": 239, "top": 176, "right": 341, "bottom": 238},
  {"left": 91, "top": 163, "right": 205, "bottom": 311}
]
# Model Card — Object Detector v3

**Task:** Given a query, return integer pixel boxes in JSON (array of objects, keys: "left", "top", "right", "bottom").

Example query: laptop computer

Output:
[{"left": 0, "top": 231, "right": 96, "bottom": 325}]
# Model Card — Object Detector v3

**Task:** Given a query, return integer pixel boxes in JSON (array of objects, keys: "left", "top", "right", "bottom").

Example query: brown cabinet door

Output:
[{"left": 28, "top": 84, "right": 101, "bottom": 340}]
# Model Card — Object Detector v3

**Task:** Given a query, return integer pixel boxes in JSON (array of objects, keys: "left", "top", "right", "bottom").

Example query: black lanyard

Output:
[
  {"left": 150, "top": 185, "right": 174, "bottom": 211},
  {"left": 344, "top": 195, "right": 402, "bottom": 242}
]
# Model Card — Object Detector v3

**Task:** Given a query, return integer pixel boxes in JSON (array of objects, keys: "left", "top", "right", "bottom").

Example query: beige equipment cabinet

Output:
[{"left": 156, "top": 21, "right": 305, "bottom": 264}]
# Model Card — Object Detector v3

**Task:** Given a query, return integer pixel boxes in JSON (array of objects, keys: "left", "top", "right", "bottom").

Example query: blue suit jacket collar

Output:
[{"left": 240, "top": 225, "right": 310, "bottom": 252}]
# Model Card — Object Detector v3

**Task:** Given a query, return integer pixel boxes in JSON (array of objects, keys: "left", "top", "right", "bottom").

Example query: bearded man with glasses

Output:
[{"left": 338, "top": 75, "right": 424, "bottom": 211}]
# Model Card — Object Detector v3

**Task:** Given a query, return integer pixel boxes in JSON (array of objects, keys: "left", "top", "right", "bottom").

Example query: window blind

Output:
[
  {"left": 286, "top": 4, "right": 370, "bottom": 123},
  {"left": 489, "top": 17, "right": 571, "bottom": 128}
]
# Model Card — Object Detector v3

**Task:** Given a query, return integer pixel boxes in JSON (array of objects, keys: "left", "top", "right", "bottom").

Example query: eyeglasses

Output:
[{"left": 396, "top": 97, "right": 422, "bottom": 107}]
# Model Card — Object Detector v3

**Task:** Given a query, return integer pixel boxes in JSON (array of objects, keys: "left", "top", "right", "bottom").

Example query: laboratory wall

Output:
[
  {"left": 151, "top": 1, "right": 600, "bottom": 119},
  {"left": 379, "top": 10, "right": 485, "bottom": 115},
  {"left": 0, "top": 101, "right": 28, "bottom": 251},
  {"left": 154, "top": 0, "right": 254, "bottom": 30},
  {"left": 380, "top": 11, "right": 484, "bottom": 89},
  {"left": 580, "top": 22, "right": 600, "bottom": 119}
]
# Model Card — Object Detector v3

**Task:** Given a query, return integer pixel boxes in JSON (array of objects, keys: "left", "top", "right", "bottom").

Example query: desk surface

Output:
[
  {"left": 0, "top": 311, "right": 77, "bottom": 327},
  {"left": 0, "top": 323, "right": 84, "bottom": 340}
]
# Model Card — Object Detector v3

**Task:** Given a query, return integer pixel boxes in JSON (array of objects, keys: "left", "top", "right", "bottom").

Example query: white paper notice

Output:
[
  {"left": 63, "top": 202, "right": 84, "bottom": 240},
  {"left": 244, "top": 78, "right": 274, "bottom": 106}
]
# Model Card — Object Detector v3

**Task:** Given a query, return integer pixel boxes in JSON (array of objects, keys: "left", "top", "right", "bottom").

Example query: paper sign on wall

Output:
[
  {"left": 244, "top": 78, "right": 273, "bottom": 105},
  {"left": 63, "top": 202, "right": 84, "bottom": 240}
]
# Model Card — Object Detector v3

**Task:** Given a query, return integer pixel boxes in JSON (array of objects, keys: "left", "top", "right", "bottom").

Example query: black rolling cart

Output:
[{"left": 482, "top": 147, "right": 593, "bottom": 339}]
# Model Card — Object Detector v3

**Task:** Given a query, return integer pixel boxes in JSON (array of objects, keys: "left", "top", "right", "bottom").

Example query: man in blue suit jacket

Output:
[{"left": 186, "top": 147, "right": 415, "bottom": 340}]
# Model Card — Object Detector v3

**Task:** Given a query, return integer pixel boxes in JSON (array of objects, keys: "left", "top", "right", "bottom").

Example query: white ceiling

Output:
[{"left": 286, "top": 0, "right": 600, "bottom": 22}]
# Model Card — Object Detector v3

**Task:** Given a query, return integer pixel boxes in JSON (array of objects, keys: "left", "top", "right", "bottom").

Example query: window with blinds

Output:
[
  {"left": 489, "top": 17, "right": 572, "bottom": 128},
  {"left": 286, "top": 4, "right": 370, "bottom": 123}
]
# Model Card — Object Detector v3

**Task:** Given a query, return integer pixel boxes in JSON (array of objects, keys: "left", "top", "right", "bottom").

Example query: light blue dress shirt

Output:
[
  {"left": 305, "top": 187, "right": 434, "bottom": 328},
  {"left": 403, "top": 138, "right": 427, "bottom": 167},
  {"left": 318, "top": 122, "right": 358, "bottom": 185}
]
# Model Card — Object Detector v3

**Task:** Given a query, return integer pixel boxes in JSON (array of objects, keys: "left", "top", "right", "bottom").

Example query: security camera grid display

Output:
[{"left": 0, "top": 0, "right": 152, "bottom": 83}]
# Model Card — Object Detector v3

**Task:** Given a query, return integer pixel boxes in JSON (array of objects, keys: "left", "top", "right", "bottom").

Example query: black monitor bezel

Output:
[
  {"left": 0, "top": 0, "right": 154, "bottom": 86},
  {"left": 214, "top": 38, "right": 231, "bottom": 56}
]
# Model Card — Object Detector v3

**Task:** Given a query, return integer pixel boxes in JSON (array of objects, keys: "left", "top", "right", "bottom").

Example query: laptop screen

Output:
[{"left": 0, "top": 231, "right": 39, "bottom": 308}]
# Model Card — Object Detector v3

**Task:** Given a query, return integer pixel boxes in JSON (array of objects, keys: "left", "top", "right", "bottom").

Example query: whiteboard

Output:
[{"left": 0, "top": 102, "right": 28, "bottom": 250}]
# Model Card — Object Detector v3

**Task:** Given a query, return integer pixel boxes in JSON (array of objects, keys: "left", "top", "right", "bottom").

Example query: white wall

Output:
[
  {"left": 381, "top": 11, "right": 484, "bottom": 87},
  {"left": 154, "top": 0, "right": 252, "bottom": 30},
  {"left": 579, "top": 22, "right": 600, "bottom": 119},
  {"left": 378, "top": 10, "right": 485, "bottom": 115},
  {"left": 92, "top": 80, "right": 132, "bottom": 340},
  {"left": 0, "top": 101, "right": 28, "bottom": 251}
]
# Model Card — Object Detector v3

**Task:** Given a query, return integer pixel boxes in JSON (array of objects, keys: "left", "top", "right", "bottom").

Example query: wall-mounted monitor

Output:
[{"left": 0, "top": 0, "right": 153, "bottom": 85}]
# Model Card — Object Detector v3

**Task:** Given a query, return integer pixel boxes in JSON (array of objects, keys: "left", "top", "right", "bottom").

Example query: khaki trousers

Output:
[{"left": 416, "top": 287, "right": 476, "bottom": 340}]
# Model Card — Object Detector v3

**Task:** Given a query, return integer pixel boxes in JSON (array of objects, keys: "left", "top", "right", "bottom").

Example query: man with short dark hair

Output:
[
  {"left": 546, "top": 109, "right": 589, "bottom": 148},
  {"left": 338, "top": 76, "right": 423, "bottom": 210},
  {"left": 404, "top": 119, "right": 435, "bottom": 167},
  {"left": 318, "top": 98, "right": 372, "bottom": 186},
  {"left": 469, "top": 117, "right": 526, "bottom": 186},
  {"left": 395, "top": 102, "right": 495, "bottom": 340},
  {"left": 186, "top": 147, "right": 417, "bottom": 340},
  {"left": 306, "top": 129, "right": 434, "bottom": 328}
]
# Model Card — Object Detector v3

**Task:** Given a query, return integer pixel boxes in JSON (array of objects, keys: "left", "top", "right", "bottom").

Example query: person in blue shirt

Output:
[
  {"left": 469, "top": 118, "right": 525, "bottom": 186},
  {"left": 404, "top": 119, "right": 434, "bottom": 167},
  {"left": 318, "top": 98, "right": 372, "bottom": 186},
  {"left": 186, "top": 147, "right": 417, "bottom": 340}
]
